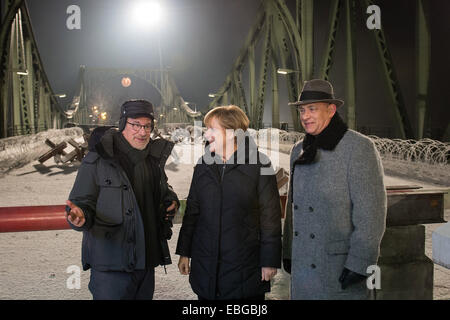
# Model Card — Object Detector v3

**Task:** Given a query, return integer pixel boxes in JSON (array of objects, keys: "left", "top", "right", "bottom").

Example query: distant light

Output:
[
  {"left": 54, "top": 94, "right": 66, "bottom": 98},
  {"left": 16, "top": 70, "right": 28, "bottom": 76},
  {"left": 173, "top": 107, "right": 178, "bottom": 111},
  {"left": 121, "top": 77, "right": 132, "bottom": 88},
  {"left": 208, "top": 93, "right": 217, "bottom": 98},
  {"left": 131, "top": 2, "right": 164, "bottom": 28},
  {"left": 277, "top": 68, "right": 299, "bottom": 75}
]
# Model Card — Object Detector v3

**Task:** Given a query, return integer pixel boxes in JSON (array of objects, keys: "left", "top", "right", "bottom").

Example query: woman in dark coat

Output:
[{"left": 176, "top": 105, "right": 282, "bottom": 300}]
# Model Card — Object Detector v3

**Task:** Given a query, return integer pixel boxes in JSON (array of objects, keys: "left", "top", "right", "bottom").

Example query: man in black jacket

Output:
[{"left": 66, "top": 99, "right": 179, "bottom": 300}]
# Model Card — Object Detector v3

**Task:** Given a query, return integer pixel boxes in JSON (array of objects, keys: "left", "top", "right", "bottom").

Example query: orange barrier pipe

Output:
[
  {"left": 0, "top": 205, "right": 70, "bottom": 233},
  {"left": 0, "top": 197, "right": 289, "bottom": 233}
]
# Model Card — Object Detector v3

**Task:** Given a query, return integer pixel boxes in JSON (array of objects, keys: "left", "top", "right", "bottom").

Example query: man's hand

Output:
[
  {"left": 261, "top": 267, "right": 277, "bottom": 281},
  {"left": 339, "top": 267, "right": 367, "bottom": 290},
  {"left": 165, "top": 200, "right": 178, "bottom": 221},
  {"left": 178, "top": 256, "right": 190, "bottom": 275},
  {"left": 65, "top": 200, "right": 86, "bottom": 227}
]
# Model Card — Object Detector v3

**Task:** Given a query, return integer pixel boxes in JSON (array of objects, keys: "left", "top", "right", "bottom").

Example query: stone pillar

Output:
[{"left": 376, "top": 225, "right": 434, "bottom": 299}]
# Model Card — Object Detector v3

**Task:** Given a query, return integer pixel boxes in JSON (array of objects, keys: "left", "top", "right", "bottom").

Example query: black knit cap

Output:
[{"left": 119, "top": 99, "right": 154, "bottom": 131}]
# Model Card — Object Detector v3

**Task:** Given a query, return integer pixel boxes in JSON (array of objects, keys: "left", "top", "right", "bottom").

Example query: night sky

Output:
[
  {"left": 26, "top": 0, "right": 260, "bottom": 112},
  {"left": 23, "top": 0, "right": 450, "bottom": 138}
]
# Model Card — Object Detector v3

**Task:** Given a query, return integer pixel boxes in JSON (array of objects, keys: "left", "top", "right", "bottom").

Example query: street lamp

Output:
[
  {"left": 277, "top": 68, "right": 300, "bottom": 75},
  {"left": 13, "top": 69, "right": 28, "bottom": 76},
  {"left": 130, "top": 1, "right": 165, "bottom": 107},
  {"left": 185, "top": 101, "right": 197, "bottom": 112}
]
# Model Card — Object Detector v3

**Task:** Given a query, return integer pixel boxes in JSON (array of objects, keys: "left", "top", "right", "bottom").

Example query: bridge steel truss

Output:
[
  {"left": 208, "top": 0, "right": 430, "bottom": 139},
  {"left": 0, "top": 0, "right": 65, "bottom": 138}
]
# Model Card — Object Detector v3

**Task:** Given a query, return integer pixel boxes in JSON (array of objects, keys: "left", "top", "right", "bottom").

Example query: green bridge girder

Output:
[
  {"left": 208, "top": 0, "right": 431, "bottom": 139},
  {"left": 0, "top": 0, "right": 65, "bottom": 138},
  {"left": 1, "top": 1, "right": 434, "bottom": 139}
]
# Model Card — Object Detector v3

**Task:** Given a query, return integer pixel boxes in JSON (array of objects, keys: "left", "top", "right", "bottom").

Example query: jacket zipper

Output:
[
  {"left": 215, "top": 163, "right": 226, "bottom": 298},
  {"left": 220, "top": 163, "right": 226, "bottom": 182}
]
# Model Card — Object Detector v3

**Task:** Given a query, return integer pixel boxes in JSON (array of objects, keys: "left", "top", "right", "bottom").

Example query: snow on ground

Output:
[{"left": 0, "top": 130, "right": 449, "bottom": 299}]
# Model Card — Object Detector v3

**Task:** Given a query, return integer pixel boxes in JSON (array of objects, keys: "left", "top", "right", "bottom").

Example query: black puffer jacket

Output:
[{"left": 176, "top": 137, "right": 282, "bottom": 299}]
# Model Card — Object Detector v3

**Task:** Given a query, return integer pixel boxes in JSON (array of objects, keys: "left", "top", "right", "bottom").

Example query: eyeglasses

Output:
[{"left": 126, "top": 121, "right": 152, "bottom": 132}]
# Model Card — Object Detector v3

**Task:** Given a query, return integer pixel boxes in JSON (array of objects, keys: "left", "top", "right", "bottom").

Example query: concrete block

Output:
[
  {"left": 432, "top": 222, "right": 450, "bottom": 269},
  {"left": 376, "top": 258, "right": 434, "bottom": 300},
  {"left": 379, "top": 225, "right": 425, "bottom": 263},
  {"left": 444, "top": 190, "right": 450, "bottom": 210}
]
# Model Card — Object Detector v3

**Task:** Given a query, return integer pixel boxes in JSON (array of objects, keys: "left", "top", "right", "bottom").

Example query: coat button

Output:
[
  {"left": 123, "top": 184, "right": 128, "bottom": 190},
  {"left": 105, "top": 179, "right": 111, "bottom": 185},
  {"left": 294, "top": 205, "right": 298, "bottom": 210},
  {"left": 311, "top": 264, "right": 316, "bottom": 269},
  {"left": 294, "top": 231, "right": 299, "bottom": 236},
  {"left": 126, "top": 209, "right": 132, "bottom": 216},
  {"left": 310, "top": 233, "right": 315, "bottom": 239},
  {"left": 308, "top": 206, "right": 314, "bottom": 212}
]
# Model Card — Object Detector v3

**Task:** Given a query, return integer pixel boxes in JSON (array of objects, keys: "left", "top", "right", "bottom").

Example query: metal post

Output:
[
  {"left": 272, "top": 54, "right": 280, "bottom": 129},
  {"left": 158, "top": 34, "right": 164, "bottom": 107},
  {"left": 301, "top": 0, "right": 314, "bottom": 81},
  {"left": 248, "top": 42, "right": 256, "bottom": 127},
  {"left": 363, "top": 0, "right": 413, "bottom": 139},
  {"left": 416, "top": 0, "right": 430, "bottom": 139},
  {"left": 319, "top": 0, "right": 341, "bottom": 80},
  {"left": 345, "top": 0, "right": 356, "bottom": 130}
]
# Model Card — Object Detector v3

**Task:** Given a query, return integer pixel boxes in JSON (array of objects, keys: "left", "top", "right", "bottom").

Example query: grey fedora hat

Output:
[{"left": 288, "top": 79, "right": 344, "bottom": 108}]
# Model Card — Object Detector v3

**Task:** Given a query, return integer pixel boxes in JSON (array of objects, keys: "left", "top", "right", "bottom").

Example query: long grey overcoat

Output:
[{"left": 283, "top": 129, "right": 387, "bottom": 299}]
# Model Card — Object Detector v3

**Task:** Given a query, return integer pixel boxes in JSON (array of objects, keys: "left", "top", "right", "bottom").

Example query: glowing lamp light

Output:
[
  {"left": 121, "top": 77, "right": 132, "bottom": 88},
  {"left": 131, "top": 2, "right": 164, "bottom": 28}
]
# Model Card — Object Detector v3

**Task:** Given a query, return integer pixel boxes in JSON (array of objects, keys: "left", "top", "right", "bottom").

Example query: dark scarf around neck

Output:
[
  {"left": 113, "top": 132, "right": 162, "bottom": 268},
  {"left": 294, "top": 112, "right": 348, "bottom": 166}
]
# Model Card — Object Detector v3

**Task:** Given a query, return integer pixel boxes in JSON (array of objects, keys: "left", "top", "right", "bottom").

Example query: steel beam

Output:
[
  {"left": 300, "top": 0, "right": 314, "bottom": 81},
  {"left": 345, "top": 0, "right": 356, "bottom": 130},
  {"left": 255, "top": 18, "right": 272, "bottom": 129},
  {"left": 364, "top": 0, "right": 413, "bottom": 139},
  {"left": 415, "top": 0, "right": 431, "bottom": 139},
  {"left": 319, "top": 0, "right": 341, "bottom": 80}
]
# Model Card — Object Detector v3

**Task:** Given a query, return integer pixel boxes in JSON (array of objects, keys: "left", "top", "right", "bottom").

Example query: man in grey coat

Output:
[{"left": 282, "top": 79, "right": 387, "bottom": 300}]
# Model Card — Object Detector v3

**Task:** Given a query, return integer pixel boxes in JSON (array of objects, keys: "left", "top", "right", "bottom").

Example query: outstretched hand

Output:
[{"left": 65, "top": 200, "right": 86, "bottom": 227}]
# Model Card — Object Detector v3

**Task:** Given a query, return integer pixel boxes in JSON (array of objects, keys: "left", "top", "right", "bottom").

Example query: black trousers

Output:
[{"left": 89, "top": 268, "right": 155, "bottom": 300}]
